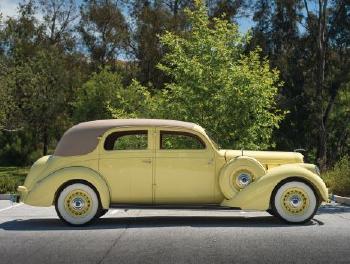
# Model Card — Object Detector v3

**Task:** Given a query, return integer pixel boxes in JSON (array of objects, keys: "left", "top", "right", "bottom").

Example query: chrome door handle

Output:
[
  {"left": 208, "top": 158, "right": 214, "bottom": 165},
  {"left": 142, "top": 159, "right": 152, "bottom": 164}
]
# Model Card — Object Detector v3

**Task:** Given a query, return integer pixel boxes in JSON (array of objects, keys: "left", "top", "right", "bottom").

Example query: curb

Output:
[
  {"left": 0, "top": 194, "right": 19, "bottom": 202},
  {"left": 334, "top": 195, "right": 350, "bottom": 206}
]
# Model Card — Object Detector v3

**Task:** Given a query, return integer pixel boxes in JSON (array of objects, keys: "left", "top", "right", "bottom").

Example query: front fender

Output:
[
  {"left": 221, "top": 164, "right": 328, "bottom": 210},
  {"left": 22, "top": 167, "right": 111, "bottom": 209}
]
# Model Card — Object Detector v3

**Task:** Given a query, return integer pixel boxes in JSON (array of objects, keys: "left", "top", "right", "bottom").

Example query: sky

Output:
[
  {"left": 0, "top": 0, "right": 20, "bottom": 18},
  {"left": 0, "top": 0, "right": 254, "bottom": 33}
]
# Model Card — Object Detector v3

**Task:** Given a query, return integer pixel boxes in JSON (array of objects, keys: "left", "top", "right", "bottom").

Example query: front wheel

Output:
[
  {"left": 55, "top": 183, "right": 100, "bottom": 226},
  {"left": 272, "top": 181, "right": 318, "bottom": 224}
]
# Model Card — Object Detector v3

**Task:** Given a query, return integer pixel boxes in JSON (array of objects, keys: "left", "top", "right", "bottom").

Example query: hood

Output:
[{"left": 224, "top": 150, "right": 304, "bottom": 168}]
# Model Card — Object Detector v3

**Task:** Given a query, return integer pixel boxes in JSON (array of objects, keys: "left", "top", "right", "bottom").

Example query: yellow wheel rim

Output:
[
  {"left": 280, "top": 187, "right": 310, "bottom": 215},
  {"left": 64, "top": 189, "right": 93, "bottom": 218}
]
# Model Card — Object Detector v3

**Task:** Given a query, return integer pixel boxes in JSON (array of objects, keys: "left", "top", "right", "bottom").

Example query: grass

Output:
[{"left": 0, "top": 167, "right": 29, "bottom": 194}]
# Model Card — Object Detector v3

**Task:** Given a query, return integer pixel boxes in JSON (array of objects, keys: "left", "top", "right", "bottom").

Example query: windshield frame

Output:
[{"left": 204, "top": 129, "right": 221, "bottom": 150}]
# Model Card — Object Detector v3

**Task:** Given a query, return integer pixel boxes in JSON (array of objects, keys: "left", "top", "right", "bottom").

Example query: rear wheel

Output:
[
  {"left": 55, "top": 183, "right": 100, "bottom": 226},
  {"left": 272, "top": 181, "right": 318, "bottom": 224}
]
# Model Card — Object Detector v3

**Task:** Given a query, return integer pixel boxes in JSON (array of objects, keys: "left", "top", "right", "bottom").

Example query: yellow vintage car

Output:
[{"left": 18, "top": 119, "right": 328, "bottom": 225}]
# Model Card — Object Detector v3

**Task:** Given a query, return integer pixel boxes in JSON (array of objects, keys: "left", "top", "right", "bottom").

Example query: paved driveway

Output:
[{"left": 0, "top": 201, "right": 349, "bottom": 264}]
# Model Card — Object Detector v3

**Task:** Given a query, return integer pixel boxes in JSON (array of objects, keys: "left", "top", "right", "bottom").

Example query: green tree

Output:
[
  {"left": 0, "top": 1, "right": 87, "bottom": 160},
  {"left": 206, "top": 0, "right": 250, "bottom": 22},
  {"left": 157, "top": 2, "right": 285, "bottom": 149},
  {"left": 250, "top": 0, "right": 350, "bottom": 167},
  {"left": 78, "top": 0, "right": 129, "bottom": 70},
  {"left": 130, "top": 0, "right": 249, "bottom": 90},
  {"left": 37, "top": 0, "right": 79, "bottom": 50},
  {"left": 74, "top": 68, "right": 154, "bottom": 121},
  {"left": 3, "top": 48, "right": 73, "bottom": 156},
  {"left": 130, "top": 0, "right": 192, "bottom": 90},
  {"left": 249, "top": 0, "right": 311, "bottom": 154}
]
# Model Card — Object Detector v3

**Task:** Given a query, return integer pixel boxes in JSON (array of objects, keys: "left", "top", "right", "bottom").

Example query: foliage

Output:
[
  {"left": 161, "top": 133, "right": 205, "bottom": 150},
  {"left": 38, "top": 0, "right": 78, "bottom": 50},
  {"left": 157, "top": 3, "right": 285, "bottom": 149},
  {"left": 74, "top": 68, "right": 124, "bottom": 121},
  {"left": 74, "top": 68, "right": 154, "bottom": 121},
  {"left": 0, "top": 167, "right": 28, "bottom": 194},
  {"left": 78, "top": 0, "right": 129, "bottom": 70},
  {"left": 322, "top": 156, "right": 350, "bottom": 196},
  {"left": 249, "top": 0, "right": 350, "bottom": 167},
  {"left": 0, "top": 0, "right": 349, "bottom": 170},
  {"left": 327, "top": 88, "right": 350, "bottom": 163},
  {"left": 2, "top": 48, "right": 75, "bottom": 155},
  {"left": 0, "top": 131, "right": 41, "bottom": 166},
  {"left": 130, "top": 0, "right": 191, "bottom": 89}
]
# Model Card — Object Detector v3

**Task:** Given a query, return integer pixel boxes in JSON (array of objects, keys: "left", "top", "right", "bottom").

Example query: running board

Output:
[{"left": 109, "top": 204, "right": 241, "bottom": 210}]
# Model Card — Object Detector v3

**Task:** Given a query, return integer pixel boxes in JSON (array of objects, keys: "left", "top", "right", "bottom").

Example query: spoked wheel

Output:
[
  {"left": 55, "top": 183, "right": 100, "bottom": 226},
  {"left": 272, "top": 181, "right": 318, "bottom": 224}
]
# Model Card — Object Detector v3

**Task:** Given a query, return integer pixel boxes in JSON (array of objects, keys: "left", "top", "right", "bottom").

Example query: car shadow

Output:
[{"left": 0, "top": 215, "right": 322, "bottom": 231}]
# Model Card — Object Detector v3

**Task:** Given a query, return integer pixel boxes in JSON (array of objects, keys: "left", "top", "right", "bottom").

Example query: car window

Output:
[
  {"left": 160, "top": 131, "right": 205, "bottom": 150},
  {"left": 104, "top": 130, "right": 148, "bottom": 151}
]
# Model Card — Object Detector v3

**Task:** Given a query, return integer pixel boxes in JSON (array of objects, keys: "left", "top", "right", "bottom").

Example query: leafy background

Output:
[{"left": 0, "top": 0, "right": 349, "bottom": 194}]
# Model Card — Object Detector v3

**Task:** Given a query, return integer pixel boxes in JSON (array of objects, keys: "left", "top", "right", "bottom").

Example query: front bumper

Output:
[{"left": 17, "top": 186, "right": 28, "bottom": 202}]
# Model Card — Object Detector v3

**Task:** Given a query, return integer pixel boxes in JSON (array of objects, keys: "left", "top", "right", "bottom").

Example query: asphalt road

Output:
[{"left": 0, "top": 201, "right": 349, "bottom": 264}]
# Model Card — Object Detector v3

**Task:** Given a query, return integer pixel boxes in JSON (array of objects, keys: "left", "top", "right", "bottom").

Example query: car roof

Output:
[
  {"left": 54, "top": 119, "right": 199, "bottom": 156},
  {"left": 74, "top": 119, "right": 197, "bottom": 129}
]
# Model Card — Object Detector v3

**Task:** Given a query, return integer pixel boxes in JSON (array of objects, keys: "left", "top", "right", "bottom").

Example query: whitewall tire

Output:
[
  {"left": 56, "top": 183, "right": 100, "bottom": 225},
  {"left": 273, "top": 181, "right": 318, "bottom": 224}
]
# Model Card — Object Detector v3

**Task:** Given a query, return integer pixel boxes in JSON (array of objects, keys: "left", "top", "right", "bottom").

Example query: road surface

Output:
[{"left": 0, "top": 201, "right": 349, "bottom": 263}]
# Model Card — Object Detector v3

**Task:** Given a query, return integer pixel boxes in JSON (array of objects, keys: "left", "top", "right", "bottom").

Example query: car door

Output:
[
  {"left": 154, "top": 128, "right": 215, "bottom": 204},
  {"left": 98, "top": 127, "right": 154, "bottom": 204}
]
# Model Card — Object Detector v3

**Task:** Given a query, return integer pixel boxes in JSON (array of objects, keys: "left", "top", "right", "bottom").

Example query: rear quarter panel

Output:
[{"left": 21, "top": 149, "right": 111, "bottom": 209}]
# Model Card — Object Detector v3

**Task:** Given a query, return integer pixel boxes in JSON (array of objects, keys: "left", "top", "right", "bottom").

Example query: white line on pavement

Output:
[
  {"left": 108, "top": 210, "right": 120, "bottom": 215},
  {"left": 0, "top": 203, "right": 23, "bottom": 213}
]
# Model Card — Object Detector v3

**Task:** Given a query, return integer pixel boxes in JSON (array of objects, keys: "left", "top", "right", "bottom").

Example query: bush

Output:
[
  {"left": 0, "top": 167, "right": 28, "bottom": 194},
  {"left": 322, "top": 156, "right": 350, "bottom": 196}
]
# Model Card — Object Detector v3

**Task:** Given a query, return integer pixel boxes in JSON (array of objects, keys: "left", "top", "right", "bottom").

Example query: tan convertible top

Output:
[{"left": 54, "top": 119, "right": 197, "bottom": 156}]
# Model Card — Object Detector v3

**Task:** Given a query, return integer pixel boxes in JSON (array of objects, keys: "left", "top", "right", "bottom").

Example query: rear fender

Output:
[
  {"left": 24, "top": 167, "right": 111, "bottom": 209},
  {"left": 221, "top": 164, "right": 328, "bottom": 210}
]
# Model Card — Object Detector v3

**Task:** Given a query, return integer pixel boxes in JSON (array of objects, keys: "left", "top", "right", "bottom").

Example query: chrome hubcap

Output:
[
  {"left": 71, "top": 197, "right": 85, "bottom": 210},
  {"left": 281, "top": 187, "right": 309, "bottom": 215},
  {"left": 64, "top": 189, "right": 92, "bottom": 217},
  {"left": 236, "top": 172, "right": 252, "bottom": 188},
  {"left": 290, "top": 195, "right": 301, "bottom": 208}
]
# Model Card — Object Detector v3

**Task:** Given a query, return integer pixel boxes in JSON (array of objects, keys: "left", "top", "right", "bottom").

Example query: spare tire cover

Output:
[{"left": 219, "top": 156, "right": 266, "bottom": 199}]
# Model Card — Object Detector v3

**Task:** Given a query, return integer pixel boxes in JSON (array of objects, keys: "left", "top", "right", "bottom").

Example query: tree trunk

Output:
[
  {"left": 43, "top": 129, "right": 48, "bottom": 156},
  {"left": 315, "top": 0, "right": 328, "bottom": 170}
]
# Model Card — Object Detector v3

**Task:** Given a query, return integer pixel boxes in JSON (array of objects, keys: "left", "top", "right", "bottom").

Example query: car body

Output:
[{"left": 18, "top": 119, "right": 328, "bottom": 225}]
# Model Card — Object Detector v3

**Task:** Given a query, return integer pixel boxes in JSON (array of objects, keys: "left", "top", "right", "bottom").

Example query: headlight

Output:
[{"left": 315, "top": 166, "right": 320, "bottom": 176}]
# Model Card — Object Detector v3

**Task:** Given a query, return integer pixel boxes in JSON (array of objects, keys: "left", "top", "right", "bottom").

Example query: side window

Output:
[
  {"left": 104, "top": 130, "right": 148, "bottom": 151},
  {"left": 160, "top": 131, "right": 205, "bottom": 150}
]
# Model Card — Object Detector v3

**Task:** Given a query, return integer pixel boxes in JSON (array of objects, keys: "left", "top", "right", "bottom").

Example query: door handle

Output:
[
  {"left": 142, "top": 159, "right": 152, "bottom": 164},
  {"left": 208, "top": 158, "right": 214, "bottom": 165}
]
